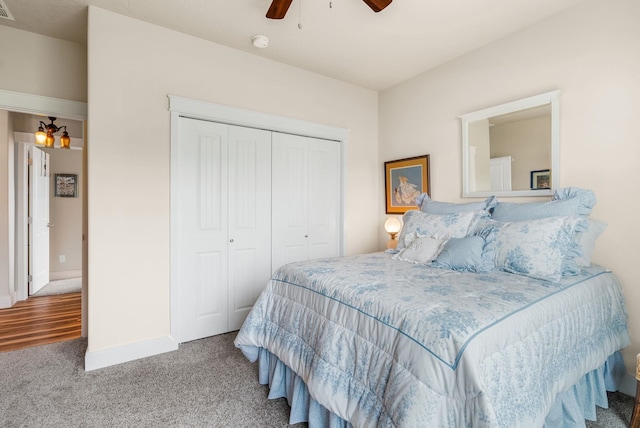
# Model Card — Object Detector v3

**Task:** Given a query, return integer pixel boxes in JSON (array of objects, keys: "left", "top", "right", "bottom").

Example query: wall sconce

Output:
[
  {"left": 35, "top": 117, "right": 71, "bottom": 149},
  {"left": 384, "top": 217, "right": 402, "bottom": 249}
]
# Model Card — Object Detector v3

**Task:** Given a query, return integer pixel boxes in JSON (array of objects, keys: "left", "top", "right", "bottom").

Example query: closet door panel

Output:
[
  {"left": 227, "top": 125, "right": 272, "bottom": 330},
  {"left": 272, "top": 133, "right": 309, "bottom": 271},
  {"left": 177, "top": 118, "right": 229, "bottom": 342},
  {"left": 308, "top": 139, "right": 341, "bottom": 260},
  {"left": 272, "top": 133, "right": 341, "bottom": 272}
]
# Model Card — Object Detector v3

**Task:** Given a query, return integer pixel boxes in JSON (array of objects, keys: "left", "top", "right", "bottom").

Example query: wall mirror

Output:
[{"left": 460, "top": 90, "right": 559, "bottom": 198}]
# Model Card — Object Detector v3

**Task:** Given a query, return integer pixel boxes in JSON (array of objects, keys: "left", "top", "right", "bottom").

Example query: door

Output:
[
  {"left": 177, "top": 118, "right": 228, "bottom": 342},
  {"left": 226, "top": 125, "right": 272, "bottom": 331},
  {"left": 271, "top": 132, "right": 341, "bottom": 272},
  {"left": 176, "top": 118, "right": 271, "bottom": 342},
  {"left": 29, "top": 146, "right": 50, "bottom": 295},
  {"left": 490, "top": 156, "right": 512, "bottom": 191},
  {"left": 307, "top": 138, "right": 341, "bottom": 260},
  {"left": 272, "top": 133, "right": 308, "bottom": 269}
]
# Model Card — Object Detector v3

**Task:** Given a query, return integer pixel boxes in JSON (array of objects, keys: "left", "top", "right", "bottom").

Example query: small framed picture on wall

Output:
[
  {"left": 384, "top": 155, "right": 430, "bottom": 214},
  {"left": 54, "top": 173, "right": 78, "bottom": 198},
  {"left": 530, "top": 169, "right": 551, "bottom": 190}
]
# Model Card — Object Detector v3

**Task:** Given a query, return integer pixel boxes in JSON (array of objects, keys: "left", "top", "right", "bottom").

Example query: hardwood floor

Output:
[{"left": 0, "top": 292, "right": 81, "bottom": 353}]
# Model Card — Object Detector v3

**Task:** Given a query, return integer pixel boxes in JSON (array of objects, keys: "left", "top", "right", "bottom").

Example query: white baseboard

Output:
[
  {"left": 0, "top": 292, "right": 15, "bottom": 309},
  {"left": 619, "top": 373, "right": 637, "bottom": 397},
  {"left": 50, "top": 270, "right": 82, "bottom": 281},
  {"left": 84, "top": 336, "right": 179, "bottom": 371}
]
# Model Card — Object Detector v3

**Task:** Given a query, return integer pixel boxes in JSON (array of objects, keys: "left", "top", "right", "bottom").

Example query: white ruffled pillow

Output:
[
  {"left": 397, "top": 210, "right": 486, "bottom": 250},
  {"left": 393, "top": 235, "right": 449, "bottom": 265}
]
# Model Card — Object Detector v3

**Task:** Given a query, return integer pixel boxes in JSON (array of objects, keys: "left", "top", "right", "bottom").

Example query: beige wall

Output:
[
  {"left": 379, "top": 0, "right": 640, "bottom": 375},
  {"left": 0, "top": 26, "right": 87, "bottom": 102},
  {"left": 86, "top": 7, "right": 379, "bottom": 352},
  {"left": 47, "top": 149, "right": 83, "bottom": 273}
]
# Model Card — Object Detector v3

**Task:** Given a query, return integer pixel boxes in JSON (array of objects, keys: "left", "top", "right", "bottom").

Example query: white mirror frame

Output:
[{"left": 460, "top": 90, "right": 560, "bottom": 198}]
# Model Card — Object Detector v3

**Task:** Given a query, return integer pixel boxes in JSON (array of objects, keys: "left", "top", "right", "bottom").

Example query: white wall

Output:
[
  {"left": 86, "top": 7, "right": 379, "bottom": 354},
  {"left": 379, "top": 0, "right": 640, "bottom": 375}
]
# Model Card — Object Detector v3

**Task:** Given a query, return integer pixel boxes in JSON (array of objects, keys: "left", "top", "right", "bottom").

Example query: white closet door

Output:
[
  {"left": 272, "top": 133, "right": 341, "bottom": 272},
  {"left": 226, "top": 125, "right": 272, "bottom": 331},
  {"left": 177, "top": 118, "right": 229, "bottom": 342},
  {"left": 272, "top": 133, "right": 309, "bottom": 271},
  {"left": 307, "top": 139, "right": 341, "bottom": 260}
]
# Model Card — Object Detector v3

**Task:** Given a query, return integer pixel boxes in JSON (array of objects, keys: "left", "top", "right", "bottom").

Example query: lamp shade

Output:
[
  {"left": 44, "top": 133, "right": 55, "bottom": 148},
  {"left": 384, "top": 217, "right": 402, "bottom": 235},
  {"left": 60, "top": 132, "right": 71, "bottom": 149},
  {"left": 35, "top": 129, "right": 47, "bottom": 145}
]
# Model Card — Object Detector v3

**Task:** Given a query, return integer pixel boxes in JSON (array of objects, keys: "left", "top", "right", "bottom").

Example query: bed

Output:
[{"left": 234, "top": 188, "right": 630, "bottom": 427}]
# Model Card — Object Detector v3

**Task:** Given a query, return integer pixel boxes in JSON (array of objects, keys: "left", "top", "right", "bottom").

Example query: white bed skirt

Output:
[{"left": 248, "top": 346, "right": 626, "bottom": 428}]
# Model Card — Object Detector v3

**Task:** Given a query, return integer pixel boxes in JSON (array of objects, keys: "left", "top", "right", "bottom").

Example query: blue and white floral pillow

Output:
[
  {"left": 491, "top": 216, "right": 585, "bottom": 281},
  {"left": 393, "top": 235, "right": 449, "bottom": 265},
  {"left": 397, "top": 210, "right": 486, "bottom": 250}
]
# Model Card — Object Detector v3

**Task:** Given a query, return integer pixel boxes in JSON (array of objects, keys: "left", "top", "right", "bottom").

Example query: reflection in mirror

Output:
[{"left": 460, "top": 90, "right": 559, "bottom": 198}]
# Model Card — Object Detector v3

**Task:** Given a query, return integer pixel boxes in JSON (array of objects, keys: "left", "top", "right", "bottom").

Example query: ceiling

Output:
[{"left": 1, "top": 0, "right": 587, "bottom": 90}]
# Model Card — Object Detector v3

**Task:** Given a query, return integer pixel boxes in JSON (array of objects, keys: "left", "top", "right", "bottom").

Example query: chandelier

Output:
[{"left": 35, "top": 117, "right": 71, "bottom": 149}]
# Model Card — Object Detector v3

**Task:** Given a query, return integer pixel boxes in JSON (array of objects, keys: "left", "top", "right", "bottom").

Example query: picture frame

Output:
[
  {"left": 54, "top": 173, "right": 78, "bottom": 198},
  {"left": 384, "top": 155, "right": 430, "bottom": 214},
  {"left": 530, "top": 169, "right": 551, "bottom": 190}
]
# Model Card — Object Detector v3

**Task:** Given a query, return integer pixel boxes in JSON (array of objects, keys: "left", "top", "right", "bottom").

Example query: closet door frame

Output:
[{"left": 169, "top": 96, "right": 348, "bottom": 342}]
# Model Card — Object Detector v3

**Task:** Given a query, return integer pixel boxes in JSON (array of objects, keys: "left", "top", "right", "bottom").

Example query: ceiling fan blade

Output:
[
  {"left": 363, "top": 0, "right": 392, "bottom": 13},
  {"left": 266, "top": 0, "right": 294, "bottom": 19}
]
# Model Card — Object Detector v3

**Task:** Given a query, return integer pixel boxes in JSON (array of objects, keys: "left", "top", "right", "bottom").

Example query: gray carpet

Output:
[
  {"left": 0, "top": 333, "right": 634, "bottom": 427},
  {"left": 33, "top": 277, "right": 82, "bottom": 296}
]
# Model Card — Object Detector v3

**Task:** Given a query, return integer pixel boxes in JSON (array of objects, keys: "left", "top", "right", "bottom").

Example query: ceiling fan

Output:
[{"left": 266, "top": 0, "right": 392, "bottom": 19}]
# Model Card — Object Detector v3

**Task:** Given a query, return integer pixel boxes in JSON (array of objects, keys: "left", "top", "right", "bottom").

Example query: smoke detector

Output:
[{"left": 252, "top": 35, "right": 269, "bottom": 49}]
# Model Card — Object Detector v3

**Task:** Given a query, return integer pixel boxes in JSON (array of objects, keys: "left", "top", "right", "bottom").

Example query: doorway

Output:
[
  {"left": 0, "top": 90, "right": 87, "bottom": 339},
  {"left": 14, "top": 115, "right": 84, "bottom": 299}
]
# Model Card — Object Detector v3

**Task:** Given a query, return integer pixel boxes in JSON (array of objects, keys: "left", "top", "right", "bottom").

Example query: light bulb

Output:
[{"left": 384, "top": 217, "right": 402, "bottom": 235}]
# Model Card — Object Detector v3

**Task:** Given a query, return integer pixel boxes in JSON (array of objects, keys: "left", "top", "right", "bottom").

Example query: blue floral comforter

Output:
[{"left": 234, "top": 252, "right": 629, "bottom": 427}]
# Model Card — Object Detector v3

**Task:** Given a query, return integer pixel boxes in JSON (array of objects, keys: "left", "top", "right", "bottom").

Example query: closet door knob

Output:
[{"left": 229, "top": 239, "right": 234, "bottom": 243}]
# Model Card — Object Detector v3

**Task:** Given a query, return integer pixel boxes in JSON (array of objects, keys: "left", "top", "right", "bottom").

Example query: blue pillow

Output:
[
  {"left": 552, "top": 187, "right": 597, "bottom": 216},
  {"left": 417, "top": 193, "right": 497, "bottom": 215},
  {"left": 432, "top": 231, "right": 495, "bottom": 273},
  {"left": 492, "top": 188, "right": 596, "bottom": 222},
  {"left": 573, "top": 219, "right": 607, "bottom": 267}
]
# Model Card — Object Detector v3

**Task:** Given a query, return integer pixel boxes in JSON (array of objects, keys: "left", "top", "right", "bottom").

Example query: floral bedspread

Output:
[{"left": 234, "top": 252, "right": 629, "bottom": 427}]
